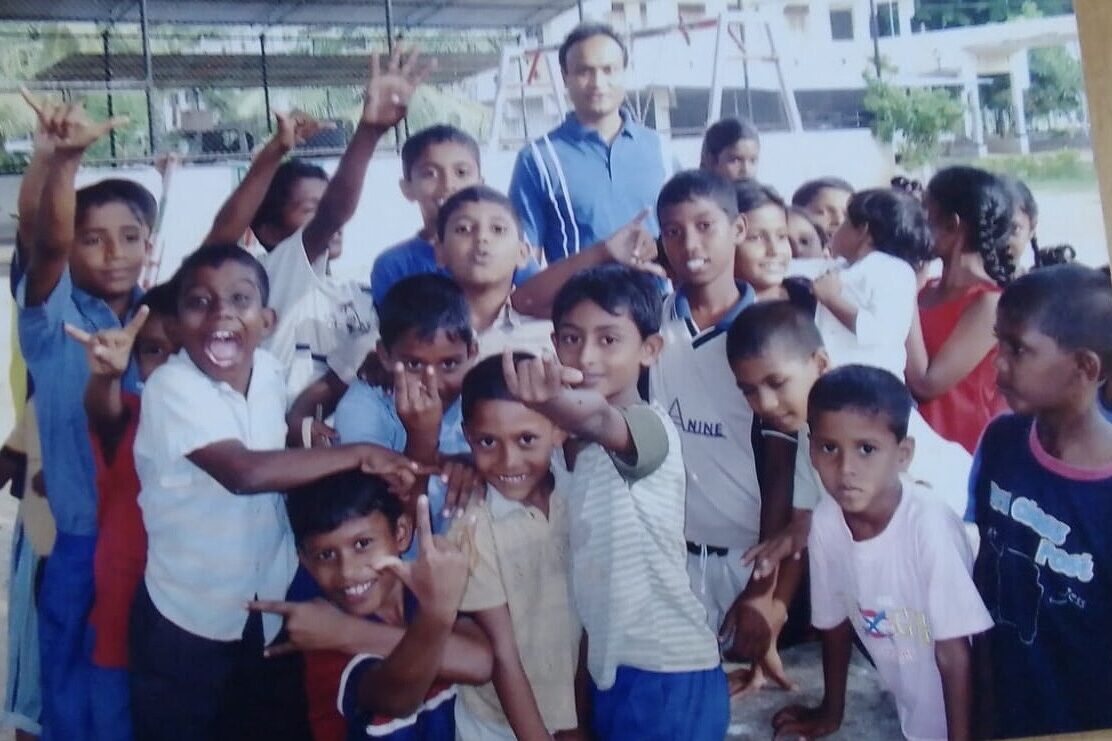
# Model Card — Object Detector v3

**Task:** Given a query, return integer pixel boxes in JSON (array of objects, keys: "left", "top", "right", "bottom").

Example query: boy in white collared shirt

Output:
[{"left": 131, "top": 244, "right": 429, "bottom": 740}]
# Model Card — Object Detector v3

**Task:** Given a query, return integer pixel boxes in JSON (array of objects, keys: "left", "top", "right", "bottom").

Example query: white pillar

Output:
[
  {"left": 963, "top": 55, "right": 987, "bottom": 156},
  {"left": 1009, "top": 50, "right": 1031, "bottom": 154}
]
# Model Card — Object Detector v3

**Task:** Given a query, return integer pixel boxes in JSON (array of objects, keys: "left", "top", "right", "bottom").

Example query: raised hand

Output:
[
  {"left": 64, "top": 305, "right": 150, "bottom": 378},
  {"left": 273, "top": 110, "right": 335, "bottom": 151},
  {"left": 603, "top": 210, "right": 668, "bottom": 278},
  {"left": 361, "top": 47, "right": 435, "bottom": 131},
  {"left": 394, "top": 363, "right": 443, "bottom": 441},
  {"left": 21, "top": 87, "right": 128, "bottom": 155},
  {"left": 501, "top": 349, "right": 584, "bottom": 408},
  {"left": 248, "top": 597, "right": 358, "bottom": 657},
  {"left": 370, "top": 495, "right": 473, "bottom": 623},
  {"left": 353, "top": 444, "right": 435, "bottom": 497}
]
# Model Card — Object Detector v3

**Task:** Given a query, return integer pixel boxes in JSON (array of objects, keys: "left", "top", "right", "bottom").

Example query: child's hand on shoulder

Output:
[
  {"left": 772, "top": 702, "right": 841, "bottom": 740},
  {"left": 812, "top": 268, "right": 843, "bottom": 306},
  {"left": 393, "top": 363, "right": 443, "bottom": 440},
  {"left": 372, "top": 495, "right": 474, "bottom": 624},
  {"left": 272, "top": 110, "right": 335, "bottom": 153},
  {"left": 361, "top": 47, "right": 434, "bottom": 131},
  {"left": 502, "top": 350, "right": 584, "bottom": 409},
  {"left": 21, "top": 87, "right": 128, "bottom": 156},
  {"left": 64, "top": 305, "right": 149, "bottom": 379}
]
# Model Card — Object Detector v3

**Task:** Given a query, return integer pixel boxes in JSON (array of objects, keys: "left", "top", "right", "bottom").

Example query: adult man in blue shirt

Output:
[{"left": 509, "top": 23, "right": 671, "bottom": 315}]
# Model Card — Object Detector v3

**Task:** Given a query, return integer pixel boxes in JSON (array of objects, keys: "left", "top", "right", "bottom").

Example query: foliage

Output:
[
  {"left": 912, "top": 0, "right": 1072, "bottom": 30},
  {"left": 862, "top": 72, "right": 964, "bottom": 168},
  {"left": 1026, "top": 46, "right": 1083, "bottom": 122},
  {"left": 969, "top": 150, "right": 1093, "bottom": 183}
]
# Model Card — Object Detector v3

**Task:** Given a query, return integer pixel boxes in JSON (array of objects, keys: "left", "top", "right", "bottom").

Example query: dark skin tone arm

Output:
[
  {"left": 772, "top": 620, "right": 852, "bottom": 739},
  {"left": 284, "top": 370, "right": 346, "bottom": 448},
  {"left": 935, "top": 637, "right": 974, "bottom": 741},
  {"left": 15, "top": 122, "right": 53, "bottom": 264},
  {"left": 474, "top": 605, "right": 552, "bottom": 741}
]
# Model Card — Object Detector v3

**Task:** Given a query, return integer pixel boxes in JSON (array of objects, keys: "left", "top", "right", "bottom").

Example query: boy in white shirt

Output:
[
  {"left": 772, "top": 365, "right": 991, "bottom": 741},
  {"left": 131, "top": 244, "right": 429, "bottom": 739},
  {"left": 812, "top": 189, "right": 932, "bottom": 378}
]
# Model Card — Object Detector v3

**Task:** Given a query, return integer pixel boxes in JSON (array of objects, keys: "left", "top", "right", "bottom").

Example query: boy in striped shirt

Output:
[{"left": 502, "top": 265, "right": 728, "bottom": 741}]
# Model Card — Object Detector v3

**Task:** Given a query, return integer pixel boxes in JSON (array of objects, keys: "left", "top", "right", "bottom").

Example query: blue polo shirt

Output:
[
  {"left": 370, "top": 236, "right": 542, "bottom": 310},
  {"left": 509, "top": 111, "right": 671, "bottom": 265},
  {"left": 17, "top": 269, "right": 141, "bottom": 536}
]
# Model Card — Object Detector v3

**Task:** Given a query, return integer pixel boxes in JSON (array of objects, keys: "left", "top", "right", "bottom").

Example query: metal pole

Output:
[
  {"left": 383, "top": 0, "right": 404, "bottom": 151},
  {"left": 139, "top": 0, "right": 156, "bottom": 154},
  {"left": 576, "top": 0, "right": 584, "bottom": 21},
  {"left": 869, "top": 0, "right": 882, "bottom": 79},
  {"left": 260, "top": 33, "right": 273, "bottom": 134},
  {"left": 102, "top": 30, "right": 117, "bottom": 160}
]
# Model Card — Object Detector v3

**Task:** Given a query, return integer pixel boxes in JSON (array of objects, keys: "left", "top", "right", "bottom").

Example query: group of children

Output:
[{"left": 3, "top": 21, "right": 1112, "bottom": 741}]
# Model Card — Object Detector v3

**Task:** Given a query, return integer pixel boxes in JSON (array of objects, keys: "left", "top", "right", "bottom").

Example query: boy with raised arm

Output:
[{"left": 503, "top": 266, "right": 727, "bottom": 740}]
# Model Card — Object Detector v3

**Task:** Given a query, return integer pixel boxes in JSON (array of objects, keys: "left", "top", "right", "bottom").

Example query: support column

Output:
[
  {"left": 139, "top": 0, "right": 156, "bottom": 155},
  {"left": 260, "top": 33, "right": 272, "bottom": 134},
  {"left": 1075, "top": 0, "right": 1112, "bottom": 264},
  {"left": 1009, "top": 50, "right": 1030, "bottom": 154}
]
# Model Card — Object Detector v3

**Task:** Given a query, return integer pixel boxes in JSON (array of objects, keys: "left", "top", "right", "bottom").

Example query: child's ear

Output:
[
  {"left": 399, "top": 178, "right": 416, "bottom": 203},
  {"left": 639, "top": 333, "right": 664, "bottom": 367},
  {"left": 393, "top": 514, "right": 413, "bottom": 553},
  {"left": 260, "top": 307, "right": 278, "bottom": 337},
  {"left": 467, "top": 341, "right": 480, "bottom": 360},
  {"left": 734, "top": 213, "right": 748, "bottom": 245},
  {"left": 897, "top": 435, "right": 915, "bottom": 472},
  {"left": 515, "top": 238, "right": 529, "bottom": 269},
  {"left": 1074, "top": 348, "right": 1103, "bottom": 385},
  {"left": 812, "top": 348, "right": 831, "bottom": 375}
]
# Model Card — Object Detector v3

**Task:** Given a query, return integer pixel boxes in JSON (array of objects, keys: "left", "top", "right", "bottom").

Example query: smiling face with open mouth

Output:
[
  {"left": 177, "top": 260, "right": 275, "bottom": 393},
  {"left": 464, "top": 398, "right": 559, "bottom": 507}
]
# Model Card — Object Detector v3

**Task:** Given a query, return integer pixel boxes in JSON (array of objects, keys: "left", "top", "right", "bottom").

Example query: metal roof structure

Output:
[{"left": 0, "top": 0, "right": 577, "bottom": 30}]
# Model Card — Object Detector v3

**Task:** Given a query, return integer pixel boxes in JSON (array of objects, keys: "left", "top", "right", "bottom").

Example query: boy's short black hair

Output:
[
  {"left": 436, "top": 185, "right": 521, "bottom": 242},
  {"left": 808, "top": 364, "right": 913, "bottom": 441},
  {"left": 552, "top": 264, "right": 661, "bottom": 339},
  {"left": 701, "top": 117, "right": 760, "bottom": 162},
  {"left": 174, "top": 243, "right": 270, "bottom": 307},
  {"left": 726, "top": 300, "right": 823, "bottom": 363},
  {"left": 401, "top": 124, "right": 481, "bottom": 181},
  {"left": 250, "top": 158, "right": 329, "bottom": 238},
  {"left": 138, "top": 279, "right": 179, "bottom": 319},
  {"left": 735, "top": 179, "right": 786, "bottom": 216},
  {"left": 378, "top": 273, "right": 475, "bottom": 351},
  {"left": 998, "top": 264, "right": 1112, "bottom": 369},
  {"left": 791, "top": 177, "right": 854, "bottom": 209},
  {"left": 845, "top": 188, "right": 932, "bottom": 268},
  {"left": 76, "top": 178, "right": 158, "bottom": 231},
  {"left": 461, "top": 352, "right": 535, "bottom": 423},
  {"left": 657, "top": 169, "right": 738, "bottom": 222},
  {"left": 558, "top": 22, "right": 628, "bottom": 72},
  {"left": 286, "top": 471, "right": 403, "bottom": 549}
]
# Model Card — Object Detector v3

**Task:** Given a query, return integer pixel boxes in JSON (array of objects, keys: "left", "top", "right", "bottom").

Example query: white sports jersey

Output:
[{"left": 649, "top": 287, "right": 761, "bottom": 550}]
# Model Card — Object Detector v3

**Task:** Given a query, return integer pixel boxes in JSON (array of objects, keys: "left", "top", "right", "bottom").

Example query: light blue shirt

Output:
[
  {"left": 509, "top": 111, "right": 670, "bottom": 265},
  {"left": 334, "top": 381, "right": 469, "bottom": 557},
  {"left": 17, "top": 268, "right": 141, "bottom": 536}
]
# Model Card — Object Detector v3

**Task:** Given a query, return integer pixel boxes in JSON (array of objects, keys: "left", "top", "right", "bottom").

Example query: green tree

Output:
[
  {"left": 863, "top": 72, "right": 964, "bottom": 167},
  {"left": 1026, "top": 46, "right": 1083, "bottom": 123}
]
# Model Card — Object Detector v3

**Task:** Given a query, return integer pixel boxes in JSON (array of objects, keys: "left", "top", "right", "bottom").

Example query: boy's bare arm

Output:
[
  {"left": 203, "top": 112, "right": 331, "bottom": 247},
  {"left": 935, "top": 637, "right": 974, "bottom": 741},
  {"left": 474, "top": 605, "right": 553, "bottom": 741},
  {"left": 771, "top": 619, "right": 851, "bottom": 740},
  {"left": 16, "top": 122, "right": 54, "bottom": 264},
  {"left": 502, "top": 351, "right": 635, "bottom": 458},
  {"left": 285, "top": 370, "right": 347, "bottom": 448},
  {"left": 302, "top": 48, "right": 433, "bottom": 263},
  {"left": 186, "top": 440, "right": 429, "bottom": 496}
]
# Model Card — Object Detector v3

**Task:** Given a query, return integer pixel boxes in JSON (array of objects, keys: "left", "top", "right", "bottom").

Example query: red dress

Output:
[
  {"left": 917, "top": 280, "right": 1008, "bottom": 453},
  {"left": 89, "top": 392, "right": 148, "bottom": 668}
]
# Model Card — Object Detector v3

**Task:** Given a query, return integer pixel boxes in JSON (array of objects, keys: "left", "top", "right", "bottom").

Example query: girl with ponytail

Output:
[
  {"left": 1001, "top": 175, "right": 1040, "bottom": 274},
  {"left": 905, "top": 166, "right": 1014, "bottom": 452}
]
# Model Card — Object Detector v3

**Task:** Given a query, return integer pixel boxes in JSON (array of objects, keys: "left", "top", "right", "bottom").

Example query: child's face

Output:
[
  {"left": 787, "top": 211, "right": 826, "bottom": 259},
  {"left": 736, "top": 204, "right": 791, "bottom": 290},
  {"left": 177, "top": 262, "right": 276, "bottom": 392},
  {"left": 809, "top": 408, "right": 913, "bottom": 518},
  {"left": 71, "top": 202, "right": 152, "bottom": 303},
  {"left": 708, "top": 139, "right": 760, "bottom": 183},
  {"left": 299, "top": 512, "right": 411, "bottom": 618},
  {"left": 554, "top": 300, "right": 661, "bottom": 403},
  {"left": 464, "top": 399, "right": 559, "bottom": 505},
  {"left": 659, "top": 197, "right": 744, "bottom": 289},
  {"left": 268, "top": 176, "right": 342, "bottom": 258},
  {"left": 401, "top": 142, "right": 482, "bottom": 229},
  {"left": 134, "top": 313, "right": 180, "bottom": 382},
  {"left": 437, "top": 201, "right": 527, "bottom": 290},
  {"left": 994, "top": 316, "right": 1089, "bottom": 416},
  {"left": 731, "top": 344, "right": 827, "bottom": 434},
  {"left": 828, "top": 218, "right": 871, "bottom": 263},
  {"left": 1007, "top": 207, "right": 1036, "bottom": 265},
  {"left": 379, "top": 328, "right": 477, "bottom": 406},
  {"left": 805, "top": 187, "right": 851, "bottom": 239}
]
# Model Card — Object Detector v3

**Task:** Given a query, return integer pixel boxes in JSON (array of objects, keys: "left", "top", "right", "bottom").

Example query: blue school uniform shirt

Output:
[
  {"left": 1101, "top": 390, "right": 1112, "bottom": 424},
  {"left": 967, "top": 414, "right": 1112, "bottom": 738},
  {"left": 338, "top": 590, "right": 456, "bottom": 740},
  {"left": 16, "top": 268, "right": 141, "bottom": 536},
  {"left": 333, "top": 381, "right": 468, "bottom": 556},
  {"left": 509, "top": 111, "right": 670, "bottom": 265},
  {"left": 369, "top": 236, "right": 542, "bottom": 310}
]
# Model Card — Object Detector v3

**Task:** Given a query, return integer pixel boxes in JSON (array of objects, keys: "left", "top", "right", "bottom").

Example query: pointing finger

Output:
[
  {"left": 247, "top": 599, "right": 296, "bottom": 616},
  {"left": 63, "top": 323, "right": 95, "bottom": 347},
  {"left": 122, "top": 305, "right": 151, "bottom": 339},
  {"left": 413, "top": 494, "right": 434, "bottom": 552},
  {"left": 263, "top": 641, "right": 300, "bottom": 659},
  {"left": 19, "top": 86, "right": 44, "bottom": 117}
]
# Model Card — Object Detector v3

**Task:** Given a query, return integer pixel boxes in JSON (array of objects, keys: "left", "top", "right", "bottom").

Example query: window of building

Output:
[
  {"left": 784, "top": 3, "right": 809, "bottom": 34},
  {"left": 876, "top": 1, "right": 901, "bottom": 37},
  {"left": 830, "top": 7, "right": 854, "bottom": 40},
  {"left": 678, "top": 3, "right": 706, "bottom": 21}
]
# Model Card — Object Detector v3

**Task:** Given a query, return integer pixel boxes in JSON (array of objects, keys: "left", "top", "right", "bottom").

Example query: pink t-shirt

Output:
[{"left": 809, "top": 485, "right": 993, "bottom": 741}]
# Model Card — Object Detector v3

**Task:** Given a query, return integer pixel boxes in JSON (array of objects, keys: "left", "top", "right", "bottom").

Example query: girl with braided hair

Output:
[
  {"left": 905, "top": 166, "right": 1015, "bottom": 452},
  {"left": 1001, "top": 174, "right": 1040, "bottom": 275}
]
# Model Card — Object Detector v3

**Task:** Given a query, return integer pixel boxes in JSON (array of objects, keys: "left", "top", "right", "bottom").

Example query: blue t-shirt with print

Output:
[{"left": 967, "top": 413, "right": 1112, "bottom": 738}]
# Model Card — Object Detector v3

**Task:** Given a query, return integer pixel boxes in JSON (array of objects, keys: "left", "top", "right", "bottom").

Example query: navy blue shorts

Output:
[{"left": 590, "top": 665, "right": 729, "bottom": 741}]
